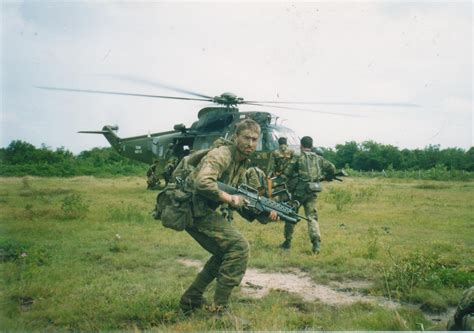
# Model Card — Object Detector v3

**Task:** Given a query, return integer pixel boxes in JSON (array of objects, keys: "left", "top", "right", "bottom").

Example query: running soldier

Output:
[
  {"left": 179, "top": 119, "right": 278, "bottom": 316},
  {"left": 280, "top": 136, "right": 336, "bottom": 254}
]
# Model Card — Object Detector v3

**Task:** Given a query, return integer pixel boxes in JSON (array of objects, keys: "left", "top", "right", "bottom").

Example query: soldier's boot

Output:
[
  {"left": 179, "top": 270, "right": 213, "bottom": 315},
  {"left": 312, "top": 238, "right": 321, "bottom": 254},
  {"left": 213, "top": 283, "right": 251, "bottom": 330},
  {"left": 279, "top": 239, "right": 291, "bottom": 250}
]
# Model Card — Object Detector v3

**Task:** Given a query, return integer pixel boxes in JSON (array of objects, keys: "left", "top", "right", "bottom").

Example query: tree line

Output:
[
  {"left": 0, "top": 140, "right": 145, "bottom": 177},
  {"left": 321, "top": 141, "right": 474, "bottom": 172},
  {"left": 0, "top": 140, "right": 473, "bottom": 177}
]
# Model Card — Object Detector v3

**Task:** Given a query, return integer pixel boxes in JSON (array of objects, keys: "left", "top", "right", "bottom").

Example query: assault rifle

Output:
[
  {"left": 332, "top": 169, "right": 348, "bottom": 182},
  {"left": 217, "top": 181, "right": 308, "bottom": 224}
]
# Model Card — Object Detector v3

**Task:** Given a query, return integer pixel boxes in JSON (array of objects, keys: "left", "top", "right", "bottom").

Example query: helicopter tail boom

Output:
[{"left": 78, "top": 125, "right": 122, "bottom": 151}]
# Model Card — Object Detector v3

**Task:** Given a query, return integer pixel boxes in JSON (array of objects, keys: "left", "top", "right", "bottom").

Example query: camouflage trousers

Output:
[
  {"left": 185, "top": 210, "right": 249, "bottom": 306},
  {"left": 283, "top": 193, "right": 321, "bottom": 244}
]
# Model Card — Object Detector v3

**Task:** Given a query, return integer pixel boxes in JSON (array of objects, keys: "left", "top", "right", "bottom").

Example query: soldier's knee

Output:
[{"left": 233, "top": 237, "right": 250, "bottom": 259}]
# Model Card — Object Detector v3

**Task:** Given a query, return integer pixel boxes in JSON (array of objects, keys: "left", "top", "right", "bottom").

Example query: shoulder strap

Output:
[{"left": 303, "top": 151, "right": 320, "bottom": 182}]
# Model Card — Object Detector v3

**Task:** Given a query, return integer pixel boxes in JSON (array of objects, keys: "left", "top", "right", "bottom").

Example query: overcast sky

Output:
[{"left": 1, "top": 1, "right": 472, "bottom": 154}]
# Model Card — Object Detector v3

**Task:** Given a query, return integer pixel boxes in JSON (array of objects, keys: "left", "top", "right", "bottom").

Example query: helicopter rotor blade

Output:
[
  {"left": 92, "top": 74, "right": 214, "bottom": 100},
  {"left": 243, "top": 102, "right": 366, "bottom": 118},
  {"left": 35, "top": 86, "right": 213, "bottom": 102},
  {"left": 244, "top": 100, "right": 420, "bottom": 108}
]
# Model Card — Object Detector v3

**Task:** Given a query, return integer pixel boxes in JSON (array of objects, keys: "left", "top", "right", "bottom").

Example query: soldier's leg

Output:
[
  {"left": 303, "top": 195, "right": 321, "bottom": 253},
  {"left": 189, "top": 212, "right": 249, "bottom": 309},
  {"left": 280, "top": 222, "right": 295, "bottom": 249},
  {"left": 180, "top": 227, "right": 222, "bottom": 313}
]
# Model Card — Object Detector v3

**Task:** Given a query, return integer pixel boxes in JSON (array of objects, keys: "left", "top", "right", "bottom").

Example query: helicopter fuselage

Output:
[{"left": 86, "top": 108, "right": 300, "bottom": 173}]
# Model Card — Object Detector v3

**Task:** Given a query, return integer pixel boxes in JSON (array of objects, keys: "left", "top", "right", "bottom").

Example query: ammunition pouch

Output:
[
  {"left": 307, "top": 181, "right": 323, "bottom": 193},
  {"left": 154, "top": 184, "right": 193, "bottom": 231}
]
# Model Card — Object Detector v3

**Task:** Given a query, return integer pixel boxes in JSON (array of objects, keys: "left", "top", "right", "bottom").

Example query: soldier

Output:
[
  {"left": 179, "top": 119, "right": 277, "bottom": 316},
  {"left": 280, "top": 136, "right": 336, "bottom": 254},
  {"left": 266, "top": 137, "right": 294, "bottom": 177},
  {"left": 162, "top": 143, "right": 179, "bottom": 185},
  {"left": 146, "top": 159, "right": 160, "bottom": 190}
]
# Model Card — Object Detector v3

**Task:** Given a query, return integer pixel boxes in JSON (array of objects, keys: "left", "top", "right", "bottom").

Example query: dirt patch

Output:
[{"left": 177, "top": 258, "right": 397, "bottom": 307}]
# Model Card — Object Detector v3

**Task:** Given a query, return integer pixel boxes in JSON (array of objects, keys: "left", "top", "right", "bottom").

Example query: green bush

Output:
[
  {"left": 61, "top": 193, "right": 89, "bottom": 219},
  {"left": 325, "top": 187, "right": 353, "bottom": 211},
  {"left": 0, "top": 239, "right": 29, "bottom": 262},
  {"left": 380, "top": 250, "right": 471, "bottom": 300}
]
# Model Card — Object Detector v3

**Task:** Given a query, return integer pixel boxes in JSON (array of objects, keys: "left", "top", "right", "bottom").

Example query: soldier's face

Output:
[{"left": 235, "top": 129, "right": 259, "bottom": 157}]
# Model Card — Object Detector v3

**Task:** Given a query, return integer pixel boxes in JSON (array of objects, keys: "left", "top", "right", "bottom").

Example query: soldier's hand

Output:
[
  {"left": 230, "top": 195, "right": 248, "bottom": 209},
  {"left": 269, "top": 210, "right": 279, "bottom": 221}
]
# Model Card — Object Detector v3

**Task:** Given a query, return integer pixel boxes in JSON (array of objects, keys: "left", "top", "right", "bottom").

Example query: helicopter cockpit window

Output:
[{"left": 273, "top": 128, "right": 299, "bottom": 145}]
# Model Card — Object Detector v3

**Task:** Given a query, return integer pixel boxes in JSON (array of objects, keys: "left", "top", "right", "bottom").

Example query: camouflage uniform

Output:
[
  {"left": 245, "top": 166, "right": 267, "bottom": 195},
  {"left": 447, "top": 286, "right": 474, "bottom": 331},
  {"left": 282, "top": 150, "right": 336, "bottom": 253},
  {"left": 266, "top": 144, "right": 294, "bottom": 177},
  {"left": 162, "top": 156, "right": 179, "bottom": 185},
  {"left": 146, "top": 161, "right": 160, "bottom": 190},
  {"left": 180, "top": 144, "right": 251, "bottom": 312}
]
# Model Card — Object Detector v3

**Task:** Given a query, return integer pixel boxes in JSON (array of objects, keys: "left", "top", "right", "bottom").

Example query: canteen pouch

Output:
[
  {"left": 155, "top": 184, "right": 193, "bottom": 231},
  {"left": 307, "top": 181, "right": 322, "bottom": 193}
]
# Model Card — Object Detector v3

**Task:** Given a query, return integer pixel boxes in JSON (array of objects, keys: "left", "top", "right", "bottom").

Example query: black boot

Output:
[
  {"left": 179, "top": 270, "right": 213, "bottom": 315},
  {"left": 280, "top": 240, "right": 291, "bottom": 250}
]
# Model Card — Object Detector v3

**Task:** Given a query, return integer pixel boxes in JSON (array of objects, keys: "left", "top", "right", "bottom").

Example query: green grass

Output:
[{"left": 0, "top": 176, "right": 473, "bottom": 331}]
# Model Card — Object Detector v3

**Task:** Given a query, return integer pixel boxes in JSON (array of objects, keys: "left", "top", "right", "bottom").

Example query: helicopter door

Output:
[{"left": 152, "top": 137, "right": 165, "bottom": 157}]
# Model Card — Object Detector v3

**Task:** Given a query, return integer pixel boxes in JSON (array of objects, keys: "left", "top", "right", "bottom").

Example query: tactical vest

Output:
[{"left": 297, "top": 151, "right": 322, "bottom": 182}]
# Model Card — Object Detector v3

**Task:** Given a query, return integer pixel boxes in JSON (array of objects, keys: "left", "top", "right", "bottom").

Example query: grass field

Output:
[{"left": 1, "top": 176, "right": 473, "bottom": 331}]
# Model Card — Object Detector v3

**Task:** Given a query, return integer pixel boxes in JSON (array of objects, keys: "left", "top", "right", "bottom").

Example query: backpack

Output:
[
  {"left": 153, "top": 138, "right": 234, "bottom": 231},
  {"left": 293, "top": 151, "right": 323, "bottom": 196},
  {"left": 154, "top": 183, "right": 192, "bottom": 231}
]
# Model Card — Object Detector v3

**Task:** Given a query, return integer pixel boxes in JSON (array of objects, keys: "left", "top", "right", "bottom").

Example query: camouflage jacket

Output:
[
  {"left": 283, "top": 150, "right": 336, "bottom": 196},
  {"left": 266, "top": 145, "right": 294, "bottom": 176},
  {"left": 189, "top": 144, "right": 250, "bottom": 217}
]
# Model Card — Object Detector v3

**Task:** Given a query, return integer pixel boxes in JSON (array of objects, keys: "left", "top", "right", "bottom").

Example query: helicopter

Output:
[{"left": 37, "top": 80, "right": 419, "bottom": 188}]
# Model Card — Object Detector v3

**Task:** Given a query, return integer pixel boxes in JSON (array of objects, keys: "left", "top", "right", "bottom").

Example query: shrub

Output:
[
  {"left": 0, "top": 239, "right": 28, "bottom": 262},
  {"left": 61, "top": 193, "right": 89, "bottom": 219},
  {"left": 325, "top": 187, "right": 353, "bottom": 211},
  {"left": 380, "top": 250, "right": 471, "bottom": 300},
  {"left": 355, "top": 185, "right": 380, "bottom": 202}
]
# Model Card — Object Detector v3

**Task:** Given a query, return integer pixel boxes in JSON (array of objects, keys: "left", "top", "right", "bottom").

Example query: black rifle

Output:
[
  {"left": 332, "top": 169, "right": 348, "bottom": 182},
  {"left": 217, "top": 182, "right": 308, "bottom": 224}
]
